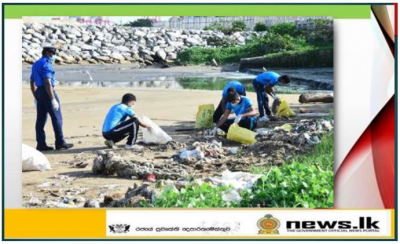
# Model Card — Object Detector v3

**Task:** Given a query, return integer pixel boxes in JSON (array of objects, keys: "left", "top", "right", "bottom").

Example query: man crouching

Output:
[{"left": 102, "top": 93, "right": 150, "bottom": 150}]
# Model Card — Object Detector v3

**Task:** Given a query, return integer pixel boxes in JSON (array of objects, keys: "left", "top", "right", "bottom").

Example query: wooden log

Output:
[{"left": 299, "top": 93, "right": 334, "bottom": 103}]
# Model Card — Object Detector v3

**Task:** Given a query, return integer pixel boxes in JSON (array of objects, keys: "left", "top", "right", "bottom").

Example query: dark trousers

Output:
[
  {"left": 252, "top": 80, "right": 271, "bottom": 117},
  {"left": 213, "top": 90, "right": 247, "bottom": 124},
  {"left": 219, "top": 116, "right": 257, "bottom": 133},
  {"left": 102, "top": 117, "right": 140, "bottom": 146},
  {"left": 35, "top": 86, "right": 65, "bottom": 147}
]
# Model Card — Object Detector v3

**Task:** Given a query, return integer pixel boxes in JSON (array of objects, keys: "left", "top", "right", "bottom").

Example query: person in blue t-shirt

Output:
[
  {"left": 102, "top": 93, "right": 150, "bottom": 150},
  {"left": 30, "top": 46, "right": 73, "bottom": 151},
  {"left": 252, "top": 71, "right": 290, "bottom": 122},
  {"left": 213, "top": 81, "right": 246, "bottom": 124},
  {"left": 215, "top": 88, "right": 257, "bottom": 133}
]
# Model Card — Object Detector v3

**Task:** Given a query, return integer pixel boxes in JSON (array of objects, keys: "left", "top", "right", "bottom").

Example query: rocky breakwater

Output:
[{"left": 22, "top": 23, "right": 263, "bottom": 66}]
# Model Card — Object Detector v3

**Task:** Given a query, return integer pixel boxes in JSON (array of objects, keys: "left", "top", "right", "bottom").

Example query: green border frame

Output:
[
  {"left": 4, "top": 4, "right": 370, "bottom": 19},
  {"left": 1, "top": 2, "right": 397, "bottom": 242}
]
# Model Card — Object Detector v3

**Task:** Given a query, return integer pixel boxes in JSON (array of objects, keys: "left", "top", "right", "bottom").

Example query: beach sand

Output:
[{"left": 22, "top": 85, "right": 325, "bottom": 206}]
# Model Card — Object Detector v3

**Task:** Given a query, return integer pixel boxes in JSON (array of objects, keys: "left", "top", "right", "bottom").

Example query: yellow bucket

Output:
[
  {"left": 276, "top": 98, "right": 296, "bottom": 117},
  {"left": 227, "top": 123, "right": 257, "bottom": 144},
  {"left": 195, "top": 104, "right": 215, "bottom": 129}
]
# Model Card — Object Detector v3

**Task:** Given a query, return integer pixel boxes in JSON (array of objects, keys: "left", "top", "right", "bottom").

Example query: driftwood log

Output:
[{"left": 299, "top": 93, "right": 334, "bottom": 103}]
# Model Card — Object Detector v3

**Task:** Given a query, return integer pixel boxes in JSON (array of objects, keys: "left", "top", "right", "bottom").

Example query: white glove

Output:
[
  {"left": 234, "top": 116, "right": 242, "bottom": 124},
  {"left": 210, "top": 127, "right": 218, "bottom": 137},
  {"left": 271, "top": 94, "right": 279, "bottom": 100},
  {"left": 51, "top": 99, "right": 59, "bottom": 111}
]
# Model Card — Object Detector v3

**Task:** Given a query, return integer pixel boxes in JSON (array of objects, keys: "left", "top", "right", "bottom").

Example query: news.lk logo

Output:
[{"left": 286, "top": 217, "right": 380, "bottom": 233}]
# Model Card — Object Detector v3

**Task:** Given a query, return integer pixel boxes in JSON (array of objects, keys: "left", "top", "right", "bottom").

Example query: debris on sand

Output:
[
  {"left": 92, "top": 150, "right": 188, "bottom": 180},
  {"left": 101, "top": 183, "right": 156, "bottom": 207}
]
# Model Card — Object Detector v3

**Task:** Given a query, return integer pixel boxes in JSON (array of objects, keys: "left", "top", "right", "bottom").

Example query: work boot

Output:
[
  {"left": 36, "top": 145, "right": 54, "bottom": 151},
  {"left": 56, "top": 143, "right": 74, "bottom": 150}
]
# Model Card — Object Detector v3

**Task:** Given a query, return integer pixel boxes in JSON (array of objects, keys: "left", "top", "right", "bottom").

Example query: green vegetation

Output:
[
  {"left": 242, "top": 133, "right": 334, "bottom": 208},
  {"left": 177, "top": 19, "right": 333, "bottom": 68},
  {"left": 143, "top": 133, "right": 334, "bottom": 208},
  {"left": 124, "top": 18, "right": 153, "bottom": 27},
  {"left": 151, "top": 184, "right": 237, "bottom": 208},
  {"left": 253, "top": 22, "right": 267, "bottom": 32},
  {"left": 204, "top": 20, "right": 247, "bottom": 35}
]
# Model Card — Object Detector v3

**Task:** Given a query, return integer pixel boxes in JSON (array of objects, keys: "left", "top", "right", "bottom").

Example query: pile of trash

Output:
[
  {"left": 176, "top": 140, "right": 225, "bottom": 164},
  {"left": 92, "top": 150, "right": 188, "bottom": 180},
  {"left": 242, "top": 119, "right": 333, "bottom": 165},
  {"left": 102, "top": 183, "right": 156, "bottom": 207}
]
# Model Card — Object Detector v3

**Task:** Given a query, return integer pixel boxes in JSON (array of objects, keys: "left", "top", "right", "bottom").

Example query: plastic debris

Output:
[{"left": 222, "top": 189, "right": 242, "bottom": 203}]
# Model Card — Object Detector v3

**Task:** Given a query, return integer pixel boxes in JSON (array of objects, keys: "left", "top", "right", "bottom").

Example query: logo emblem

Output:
[
  {"left": 257, "top": 214, "right": 280, "bottom": 234},
  {"left": 109, "top": 224, "right": 130, "bottom": 233}
]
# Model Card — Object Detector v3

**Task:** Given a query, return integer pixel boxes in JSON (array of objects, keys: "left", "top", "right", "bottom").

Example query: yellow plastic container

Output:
[
  {"left": 227, "top": 123, "right": 257, "bottom": 144},
  {"left": 195, "top": 104, "right": 215, "bottom": 129},
  {"left": 276, "top": 98, "right": 296, "bottom": 117}
]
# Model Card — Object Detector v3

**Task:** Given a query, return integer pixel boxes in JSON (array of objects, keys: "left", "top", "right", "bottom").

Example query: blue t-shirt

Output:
[
  {"left": 254, "top": 71, "right": 280, "bottom": 87},
  {"left": 30, "top": 56, "right": 56, "bottom": 87},
  {"left": 222, "top": 81, "right": 246, "bottom": 98},
  {"left": 102, "top": 103, "right": 135, "bottom": 132},
  {"left": 226, "top": 96, "right": 254, "bottom": 117}
]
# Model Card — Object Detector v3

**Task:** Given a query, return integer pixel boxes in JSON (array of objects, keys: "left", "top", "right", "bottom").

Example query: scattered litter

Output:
[
  {"left": 274, "top": 123, "right": 293, "bottom": 132},
  {"left": 228, "top": 147, "right": 239, "bottom": 155},
  {"left": 222, "top": 189, "right": 242, "bottom": 203},
  {"left": 28, "top": 197, "right": 42, "bottom": 206},
  {"left": 84, "top": 199, "right": 100, "bottom": 208},
  {"left": 179, "top": 148, "right": 204, "bottom": 161}
]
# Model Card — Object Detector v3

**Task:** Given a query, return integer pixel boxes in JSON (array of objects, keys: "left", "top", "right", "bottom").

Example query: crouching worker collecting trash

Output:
[
  {"left": 102, "top": 93, "right": 150, "bottom": 150},
  {"left": 253, "top": 71, "right": 290, "bottom": 122},
  {"left": 213, "top": 80, "right": 246, "bottom": 124},
  {"left": 214, "top": 88, "right": 257, "bottom": 133}
]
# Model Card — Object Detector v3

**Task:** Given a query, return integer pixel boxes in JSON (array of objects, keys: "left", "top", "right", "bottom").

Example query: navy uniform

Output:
[{"left": 30, "top": 47, "right": 73, "bottom": 151}]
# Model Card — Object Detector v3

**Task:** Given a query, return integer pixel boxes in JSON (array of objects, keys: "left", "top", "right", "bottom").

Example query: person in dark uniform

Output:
[{"left": 30, "top": 46, "right": 73, "bottom": 151}]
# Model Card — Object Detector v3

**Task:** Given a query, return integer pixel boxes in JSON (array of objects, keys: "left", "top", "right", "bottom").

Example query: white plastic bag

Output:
[
  {"left": 22, "top": 144, "right": 51, "bottom": 172},
  {"left": 141, "top": 116, "right": 172, "bottom": 144}
]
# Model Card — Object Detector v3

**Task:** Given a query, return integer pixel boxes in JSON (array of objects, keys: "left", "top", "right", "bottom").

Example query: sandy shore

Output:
[
  {"left": 23, "top": 85, "right": 302, "bottom": 148},
  {"left": 22, "top": 85, "right": 306, "bottom": 206}
]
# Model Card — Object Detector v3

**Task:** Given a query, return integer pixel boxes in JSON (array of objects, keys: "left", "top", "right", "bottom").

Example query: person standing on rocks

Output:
[
  {"left": 252, "top": 71, "right": 290, "bottom": 122},
  {"left": 30, "top": 46, "right": 74, "bottom": 151},
  {"left": 215, "top": 88, "right": 257, "bottom": 133},
  {"left": 102, "top": 93, "right": 150, "bottom": 150},
  {"left": 213, "top": 80, "right": 247, "bottom": 124}
]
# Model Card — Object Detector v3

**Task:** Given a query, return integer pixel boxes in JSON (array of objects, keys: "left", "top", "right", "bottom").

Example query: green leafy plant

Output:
[
  {"left": 151, "top": 183, "right": 238, "bottom": 208},
  {"left": 253, "top": 22, "right": 268, "bottom": 32},
  {"left": 241, "top": 134, "right": 334, "bottom": 208}
]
